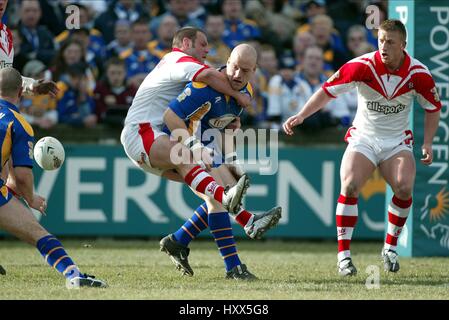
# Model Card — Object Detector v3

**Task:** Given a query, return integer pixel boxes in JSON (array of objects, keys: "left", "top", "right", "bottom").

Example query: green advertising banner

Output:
[
  {"left": 390, "top": 0, "right": 449, "bottom": 256},
  {"left": 3, "top": 145, "right": 387, "bottom": 239}
]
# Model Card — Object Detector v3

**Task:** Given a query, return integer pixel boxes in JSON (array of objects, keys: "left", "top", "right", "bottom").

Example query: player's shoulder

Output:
[
  {"left": 348, "top": 51, "right": 377, "bottom": 65},
  {"left": 409, "top": 55, "right": 432, "bottom": 75},
  {"left": 9, "top": 108, "right": 34, "bottom": 137}
]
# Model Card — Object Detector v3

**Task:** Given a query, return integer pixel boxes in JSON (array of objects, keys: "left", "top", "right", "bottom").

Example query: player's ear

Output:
[{"left": 18, "top": 86, "right": 23, "bottom": 100}]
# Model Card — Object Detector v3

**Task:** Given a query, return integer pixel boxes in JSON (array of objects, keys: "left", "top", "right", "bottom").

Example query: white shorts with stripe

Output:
[
  {"left": 344, "top": 127, "right": 414, "bottom": 166},
  {"left": 120, "top": 123, "right": 168, "bottom": 176}
]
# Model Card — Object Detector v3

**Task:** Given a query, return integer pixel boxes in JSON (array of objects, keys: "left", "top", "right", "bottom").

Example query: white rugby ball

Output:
[{"left": 34, "top": 136, "right": 65, "bottom": 170}]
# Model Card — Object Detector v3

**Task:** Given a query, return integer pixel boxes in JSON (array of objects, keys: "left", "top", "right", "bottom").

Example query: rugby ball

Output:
[{"left": 34, "top": 136, "right": 65, "bottom": 170}]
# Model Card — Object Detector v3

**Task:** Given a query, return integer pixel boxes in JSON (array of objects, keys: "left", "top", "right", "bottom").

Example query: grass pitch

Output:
[{"left": 0, "top": 239, "right": 448, "bottom": 300}]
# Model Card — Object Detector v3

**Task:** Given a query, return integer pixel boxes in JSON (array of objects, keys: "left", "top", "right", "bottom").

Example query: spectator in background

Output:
[
  {"left": 150, "top": 0, "right": 203, "bottom": 37},
  {"left": 309, "top": 14, "right": 348, "bottom": 72},
  {"left": 38, "top": 0, "right": 67, "bottom": 36},
  {"left": 346, "top": 25, "right": 368, "bottom": 59},
  {"left": 11, "top": 28, "right": 29, "bottom": 73},
  {"left": 280, "top": 31, "right": 316, "bottom": 73},
  {"left": 18, "top": 0, "right": 56, "bottom": 65},
  {"left": 56, "top": 62, "right": 97, "bottom": 128},
  {"left": 244, "top": 0, "right": 285, "bottom": 56},
  {"left": 148, "top": 14, "right": 179, "bottom": 61},
  {"left": 258, "top": 45, "right": 278, "bottom": 81},
  {"left": 266, "top": 58, "right": 301, "bottom": 130},
  {"left": 296, "top": 46, "right": 348, "bottom": 130},
  {"left": 221, "top": 0, "right": 261, "bottom": 49},
  {"left": 94, "top": 58, "right": 137, "bottom": 126},
  {"left": 50, "top": 39, "right": 96, "bottom": 92},
  {"left": 205, "top": 14, "right": 231, "bottom": 68},
  {"left": 70, "top": 28, "right": 103, "bottom": 80},
  {"left": 187, "top": 0, "right": 208, "bottom": 25},
  {"left": 120, "top": 18, "right": 160, "bottom": 88},
  {"left": 20, "top": 59, "right": 57, "bottom": 129},
  {"left": 55, "top": 4, "right": 107, "bottom": 62},
  {"left": 94, "top": 0, "right": 147, "bottom": 44},
  {"left": 106, "top": 19, "right": 134, "bottom": 58},
  {"left": 241, "top": 43, "right": 276, "bottom": 127}
]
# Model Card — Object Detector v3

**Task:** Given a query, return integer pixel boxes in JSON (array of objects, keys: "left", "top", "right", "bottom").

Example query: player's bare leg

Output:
[
  {"left": 148, "top": 136, "right": 249, "bottom": 214},
  {"left": 379, "top": 150, "right": 415, "bottom": 272},
  {"left": 0, "top": 197, "right": 107, "bottom": 288},
  {"left": 337, "top": 150, "right": 376, "bottom": 276}
]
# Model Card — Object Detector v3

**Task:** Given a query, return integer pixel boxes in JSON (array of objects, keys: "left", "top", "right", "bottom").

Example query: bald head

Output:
[
  {"left": 229, "top": 44, "right": 257, "bottom": 67},
  {"left": 0, "top": 68, "right": 23, "bottom": 99},
  {"left": 226, "top": 44, "right": 257, "bottom": 90}
]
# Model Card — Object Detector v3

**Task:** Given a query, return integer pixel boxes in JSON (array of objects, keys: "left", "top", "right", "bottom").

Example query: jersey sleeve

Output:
[
  {"left": 322, "top": 60, "right": 367, "bottom": 98},
  {"left": 171, "top": 56, "right": 210, "bottom": 82},
  {"left": 168, "top": 82, "right": 213, "bottom": 121},
  {"left": 414, "top": 71, "right": 442, "bottom": 113},
  {"left": 11, "top": 115, "right": 34, "bottom": 168}
]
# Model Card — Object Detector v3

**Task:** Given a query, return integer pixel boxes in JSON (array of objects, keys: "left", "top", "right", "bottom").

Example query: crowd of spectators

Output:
[{"left": 4, "top": 0, "right": 387, "bottom": 132}]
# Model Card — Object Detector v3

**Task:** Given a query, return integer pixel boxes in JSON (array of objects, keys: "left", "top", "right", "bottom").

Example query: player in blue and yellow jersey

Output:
[
  {"left": 160, "top": 44, "right": 281, "bottom": 280},
  {"left": 0, "top": 67, "right": 106, "bottom": 288}
]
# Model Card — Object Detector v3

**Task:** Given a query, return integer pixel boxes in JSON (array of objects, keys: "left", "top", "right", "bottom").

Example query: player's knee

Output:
[
  {"left": 341, "top": 180, "right": 359, "bottom": 197},
  {"left": 394, "top": 183, "right": 413, "bottom": 199}
]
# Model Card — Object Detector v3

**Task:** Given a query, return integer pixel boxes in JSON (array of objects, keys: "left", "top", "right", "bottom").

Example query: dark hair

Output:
[
  {"left": 379, "top": 19, "right": 407, "bottom": 42},
  {"left": 172, "top": 27, "right": 206, "bottom": 48},
  {"left": 131, "top": 17, "right": 150, "bottom": 28},
  {"left": 105, "top": 57, "right": 126, "bottom": 70},
  {"left": 50, "top": 39, "right": 87, "bottom": 82}
]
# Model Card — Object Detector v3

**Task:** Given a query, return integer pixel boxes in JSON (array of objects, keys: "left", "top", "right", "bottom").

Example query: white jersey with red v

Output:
[
  {"left": 0, "top": 23, "right": 14, "bottom": 67},
  {"left": 322, "top": 51, "right": 441, "bottom": 138},
  {"left": 124, "top": 48, "right": 210, "bottom": 129}
]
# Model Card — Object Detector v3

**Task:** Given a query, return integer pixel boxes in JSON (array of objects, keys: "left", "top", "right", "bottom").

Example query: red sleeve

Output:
[
  {"left": 414, "top": 72, "right": 442, "bottom": 113},
  {"left": 322, "top": 60, "right": 368, "bottom": 98}
]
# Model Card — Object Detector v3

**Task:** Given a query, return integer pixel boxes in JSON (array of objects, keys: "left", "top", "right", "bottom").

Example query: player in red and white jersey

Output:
[
  {"left": 121, "top": 27, "right": 251, "bottom": 217},
  {"left": 283, "top": 20, "right": 441, "bottom": 276},
  {"left": 0, "top": 0, "right": 57, "bottom": 97}
]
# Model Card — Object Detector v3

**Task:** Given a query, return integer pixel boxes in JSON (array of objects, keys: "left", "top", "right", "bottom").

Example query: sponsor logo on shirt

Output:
[{"left": 366, "top": 101, "right": 406, "bottom": 115}]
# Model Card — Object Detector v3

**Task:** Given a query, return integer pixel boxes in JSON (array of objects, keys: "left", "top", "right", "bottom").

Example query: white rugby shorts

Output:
[
  {"left": 121, "top": 123, "right": 167, "bottom": 176},
  {"left": 344, "top": 127, "right": 414, "bottom": 166}
]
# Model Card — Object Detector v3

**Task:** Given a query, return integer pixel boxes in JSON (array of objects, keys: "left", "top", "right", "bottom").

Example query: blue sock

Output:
[
  {"left": 208, "top": 211, "right": 241, "bottom": 271},
  {"left": 36, "top": 235, "right": 79, "bottom": 279},
  {"left": 173, "top": 203, "right": 208, "bottom": 247}
]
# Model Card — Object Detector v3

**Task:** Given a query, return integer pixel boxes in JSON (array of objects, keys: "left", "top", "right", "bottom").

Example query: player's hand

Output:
[
  {"left": 29, "top": 194, "right": 47, "bottom": 215},
  {"left": 421, "top": 144, "right": 433, "bottom": 165},
  {"left": 33, "top": 79, "right": 59, "bottom": 97},
  {"left": 235, "top": 92, "right": 251, "bottom": 109},
  {"left": 225, "top": 117, "right": 241, "bottom": 134},
  {"left": 283, "top": 114, "right": 304, "bottom": 136},
  {"left": 192, "top": 146, "right": 214, "bottom": 172}
]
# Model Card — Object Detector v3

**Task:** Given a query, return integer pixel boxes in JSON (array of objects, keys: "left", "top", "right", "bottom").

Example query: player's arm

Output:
[
  {"left": 22, "top": 76, "right": 58, "bottom": 97},
  {"left": 163, "top": 85, "right": 214, "bottom": 170},
  {"left": 283, "top": 61, "right": 361, "bottom": 135},
  {"left": 9, "top": 118, "right": 47, "bottom": 214},
  {"left": 283, "top": 88, "right": 332, "bottom": 135},
  {"left": 415, "top": 72, "right": 443, "bottom": 165},
  {"left": 195, "top": 68, "right": 251, "bottom": 109},
  {"left": 421, "top": 111, "right": 440, "bottom": 165}
]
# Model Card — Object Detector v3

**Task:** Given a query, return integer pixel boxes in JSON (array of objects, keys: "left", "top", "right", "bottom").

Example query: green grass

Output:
[{"left": 0, "top": 239, "right": 448, "bottom": 300}]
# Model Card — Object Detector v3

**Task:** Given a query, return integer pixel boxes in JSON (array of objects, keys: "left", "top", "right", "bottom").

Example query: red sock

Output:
[
  {"left": 385, "top": 195, "right": 412, "bottom": 251},
  {"left": 184, "top": 166, "right": 224, "bottom": 203},
  {"left": 234, "top": 208, "right": 253, "bottom": 227},
  {"left": 336, "top": 194, "right": 358, "bottom": 262}
]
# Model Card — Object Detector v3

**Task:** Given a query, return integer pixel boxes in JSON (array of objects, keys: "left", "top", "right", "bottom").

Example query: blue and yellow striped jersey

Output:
[
  {"left": 165, "top": 78, "right": 253, "bottom": 139},
  {"left": 0, "top": 98, "right": 34, "bottom": 172}
]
